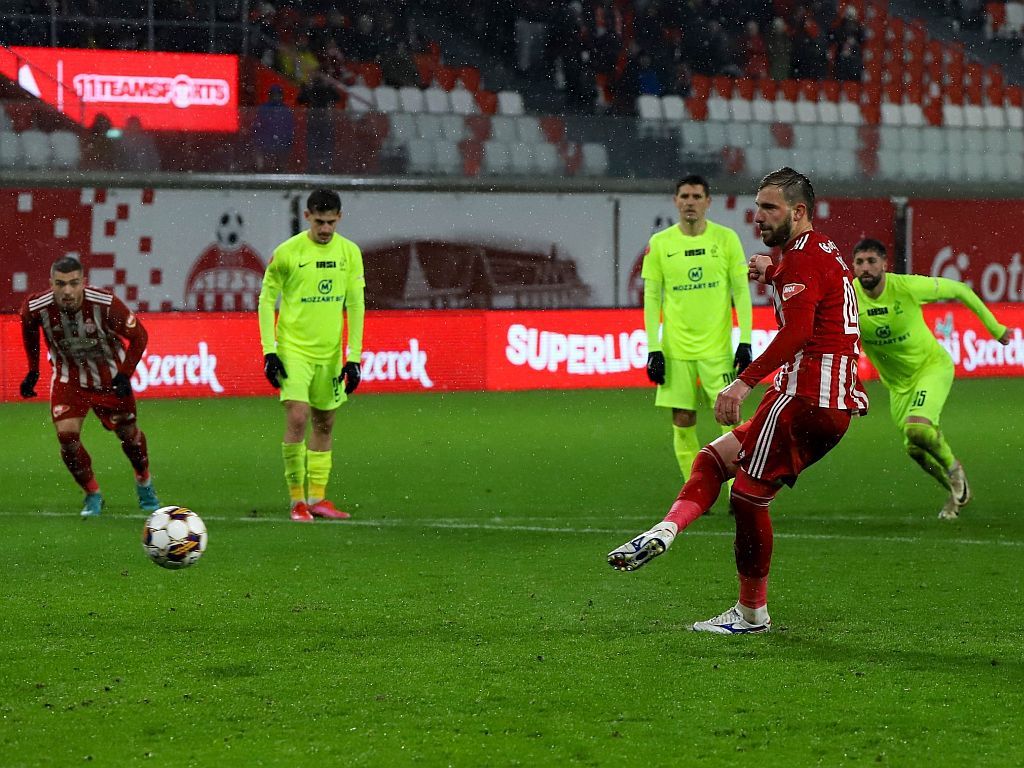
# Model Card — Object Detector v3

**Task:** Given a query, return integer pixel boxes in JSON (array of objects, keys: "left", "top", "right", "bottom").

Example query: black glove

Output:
[
  {"left": 20, "top": 370, "right": 39, "bottom": 399},
  {"left": 341, "top": 361, "right": 361, "bottom": 394},
  {"left": 733, "top": 343, "right": 753, "bottom": 376},
  {"left": 646, "top": 351, "right": 666, "bottom": 385},
  {"left": 112, "top": 372, "right": 132, "bottom": 398},
  {"left": 264, "top": 353, "right": 287, "bottom": 389}
]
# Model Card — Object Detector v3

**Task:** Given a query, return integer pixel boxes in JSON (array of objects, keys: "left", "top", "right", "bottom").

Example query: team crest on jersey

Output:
[
  {"left": 126, "top": 313, "right": 137, "bottom": 328},
  {"left": 782, "top": 283, "right": 806, "bottom": 301},
  {"left": 84, "top": 319, "right": 97, "bottom": 334},
  {"left": 53, "top": 404, "right": 71, "bottom": 418}
]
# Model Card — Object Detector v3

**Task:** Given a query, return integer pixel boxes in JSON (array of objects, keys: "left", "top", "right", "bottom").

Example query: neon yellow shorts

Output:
[
  {"left": 655, "top": 356, "right": 734, "bottom": 411},
  {"left": 888, "top": 362, "right": 953, "bottom": 427},
  {"left": 278, "top": 352, "right": 347, "bottom": 411}
]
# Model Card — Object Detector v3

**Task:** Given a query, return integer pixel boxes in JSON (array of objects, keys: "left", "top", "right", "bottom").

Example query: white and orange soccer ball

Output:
[{"left": 142, "top": 506, "right": 208, "bottom": 569}]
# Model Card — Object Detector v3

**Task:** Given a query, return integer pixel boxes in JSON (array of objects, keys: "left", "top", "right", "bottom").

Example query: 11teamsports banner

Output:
[
  {"left": 2, "top": 305, "right": 1022, "bottom": 402},
  {"left": 0, "top": 47, "right": 238, "bottom": 131}
]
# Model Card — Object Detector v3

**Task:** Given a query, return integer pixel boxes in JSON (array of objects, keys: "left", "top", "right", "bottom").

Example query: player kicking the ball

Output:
[
  {"left": 258, "top": 189, "right": 365, "bottom": 522},
  {"left": 608, "top": 168, "right": 869, "bottom": 634},
  {"left": 20, "top": 256, "right": 162, "bottom": 517}
]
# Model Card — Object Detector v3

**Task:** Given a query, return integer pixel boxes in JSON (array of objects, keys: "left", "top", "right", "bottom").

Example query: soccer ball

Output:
[
  {"left": 142, "top": 506, "right": 208, "bottom": 570},
  {"left": 215, "top": 210, "right": 244, "bottom": 249}
]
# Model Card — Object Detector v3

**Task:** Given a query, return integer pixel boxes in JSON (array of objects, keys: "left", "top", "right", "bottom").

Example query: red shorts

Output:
[
  {"left": 733, "top": 388, "right": 851, "bottom": 487},
  {"left": 50, "top": 379, "right": 138, "bottom": 431}
]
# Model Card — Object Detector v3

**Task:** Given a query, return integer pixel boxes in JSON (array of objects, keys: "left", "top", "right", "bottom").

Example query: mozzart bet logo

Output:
[{"left": 73, "top": 73, "right": 231, "bottom": 108}]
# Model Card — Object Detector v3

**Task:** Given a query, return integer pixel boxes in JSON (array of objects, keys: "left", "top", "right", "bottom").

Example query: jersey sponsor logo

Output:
[
  {"left": 781, "top": 283, "right": 805, "bottom": 301},
  {"left": 316, "top": 260, "right": 336, "bottom": 269},
  {"left": 361, "top": 339, "right": 433, "bottom": 388},
  {"left": 84, "top": 318, "right": 97, "bottom": 333},
  {"left": 52, "top": 404, "right": 71, "bottom": 418},
  {"left": 688, "top": 267, "right": 703, "bottom": 282},
  {"left": 505, "top": 323, "right": 647, "bottom": 374},
  {"left": 875, "top": 325, "right": 892, "bottom": 339},
  {"left": 666, "top": 251, "right": 677, "bottom": 258},
  {"left": 318, "top": 279, "right": 333, "bottom": 294},
  {"left": 866, "top": 307, "right": 888, "bottom": 316},
  {"left": 818, "top": 239, "right": 839, "bottom": 254},
  {"left": 298, "top": 261, "right": 311, "bottom": 268},
  {"left": 684, "top": 248, "right": 705, "bottom": 257},
  {"left": 132, "top": 341, "right": 224, "bottom": 394}
]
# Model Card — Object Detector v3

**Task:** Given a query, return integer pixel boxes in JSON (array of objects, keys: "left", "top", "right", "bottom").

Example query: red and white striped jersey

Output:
[
  {"left": 742, "top": 230, "right": 869, "bottom": 413},
  {"left": 20, "top": 286, "right": 148, "bottom": 391}
]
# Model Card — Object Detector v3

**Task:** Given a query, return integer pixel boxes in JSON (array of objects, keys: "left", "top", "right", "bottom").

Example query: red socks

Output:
[
  {"left": 120, "top": 429, "right": 150, "bottom": 482},
  {"left": 663, "top": 445, "right": 731, "bottom": 531},
  {"left": 58, "top": 431, "right": 97, "bottom": 491},
  {"left": 731, "top": 472, "right": 779, "bottom": 609}
]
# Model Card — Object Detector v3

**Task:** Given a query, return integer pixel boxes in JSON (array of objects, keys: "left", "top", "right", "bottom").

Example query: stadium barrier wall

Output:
[
  {"left": 3, "top": 305, "right": 1023, "bottom": 402},
  {"left": 0, "top": 187, "right": 895, "bottom": 313}
]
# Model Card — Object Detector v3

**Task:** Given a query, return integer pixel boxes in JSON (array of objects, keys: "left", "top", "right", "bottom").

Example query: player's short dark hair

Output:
[
  {"left": 306, "top": 189, "right": 341, "bottom": 214},
  {"left": 51, "top": 256, "right": 83, "bottom": 276},
  {"left": 758, "top": 167, "right": 815, "bottom": 214},
  {"left": 675, "top": 174, "right": 710, "bottom": 196},
  {"left": 852, "top": 238, "right": 888, "bottom": 259}
]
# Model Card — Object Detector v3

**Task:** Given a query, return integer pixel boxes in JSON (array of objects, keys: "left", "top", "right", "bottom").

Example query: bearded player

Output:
[
  {"left": 20, "top": 256, "right": 161, "bottom": 518},
  {"left": 608, "top": 168, "right": 869, "bottom": 634}
]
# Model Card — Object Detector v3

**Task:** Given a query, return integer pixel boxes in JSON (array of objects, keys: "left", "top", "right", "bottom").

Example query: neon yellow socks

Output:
[
  {"left": 282, "top": 442, "right": 307, "bottom": 502},
  {"left": 306, "top": 449, "right": 332, "bottom": 504},
  {"left": 673, "top": 425, "right": 700, "bottom": 479},
  {"left": 903, "top": 422, "right": 954, "bottom": 490}
]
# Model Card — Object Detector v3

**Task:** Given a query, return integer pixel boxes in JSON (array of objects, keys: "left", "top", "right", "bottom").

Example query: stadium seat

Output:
[
  {"left": 580, "top": 142, "right": 609, "bottom": 175},
  {"left": 388, "top": 112, "right": 417, "bottom": 146},
  {"left": 483, "top": 140, "right": 511, "bottom": 173},
  {"left": 703, "top": 121, "right": 728, "bottom": 152},
  {"left": 414, "top": 113, "right": 444, "bottom": 141},
  {"left": 399, "top": 86, "right": 426, "bottom": 112},
  {"left": 423, "top": 86, "right": 450, "bottom": 114},
  {"left": 725, "top": 122, "right": 751, "bottom": 148},
  {"left": 983, "top": 127, "right": 1008, "bottom": 153},
  {"left": 880, "top": 102, "right": 902, "bottom": 126},
  {"left": 982, "top": 104, "right": 1006, "bottom": 129},
  {"left": 730, "top": 93, "right": 753, "bottom": 122},
  {"left": 679, "top": 121, "right": 705, "bottom": 153},
  {"left": 945, "top": 127, "right": 967, "bottom": 153},
  {"left": 751, "top": 98, "right": 774, "bottom": 122},
  {"left": 449, "top": 86, "right": 478, "bottom": 115},
  {"left": 983, "top": 151, "right": 1007, "bottom": 181},
  {"left": 49, "top": 130, "right": 80, "bottom": 169},
  {"left": 533, "top": 142, "right": 559, "bottom": 174},
  {"left": 433, "top": 140, "right": 461, "bottom": 174},
  {"left": 406, "top": 138, "right": 435, "bottom": 173},
  {"left": 516, "top": 116, "right": 543, "bottom": 143},
  {"left": 942, "top": 103, "right": 965, "bottom": 128},
  {"left": 440, "top": 114, "right": 467, "bottom": 143},
  {"left": 773, "top": 95, "right": 797, "bottom": 124},
  {"left": 0, "top": 131, "right": 22, "bottom": 167},
  {"left": 637, "top": 94, "right": 663, "bottom": 137},
  {"left": 19, "top": 129, "right": 51, "bottom": 167},
  {"left": 496, "top": 90, "right": 524, "bottom": 116},
  {"left": 921, "top": 126, "right": 944, "bottom": 154},
  {"left": 0, "top": 106, "right": 11, "bottom": 132},
  {"left": 748, "top": 122, "right": 773, "bottom": 149},
  {"left": 367, "top": 86, "right": 397, "bottom": 113},
  {"left": 508, "top": 142, "right": 534, "bottom": 174},
  {"left": 898, "top": 125, "right": 923, "bottom": 152},
  {"left": 836, "top": 125, "right": 858, "bottom": 150},
  {"left": 489, "top": 116, "right": 519, "bottom": 144},
  {"left": 706, "top": 94, "right": 730, "bottom": 122},
  {"left": 661, "top": 95, "right": 687, "bottom": 123},
  {"left": 876, "top": 149, "right": 901, "bottom": 180},
  {"left": 834, "top": 150, "right": 858, "bottom": 179},
  {"left": 347, "top": 85, "right": 373, "bottom": 112}
]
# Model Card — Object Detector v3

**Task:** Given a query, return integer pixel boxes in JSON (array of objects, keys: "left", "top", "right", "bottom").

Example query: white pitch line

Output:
[{"left": 5, "top": 510, "right": 1022, "bottom": 548}]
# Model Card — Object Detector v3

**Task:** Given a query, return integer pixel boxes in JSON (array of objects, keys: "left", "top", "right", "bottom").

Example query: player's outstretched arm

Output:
[
  {"left": 19, "top": 307, "right": 41, "bottom": 398},
  {"left": 928, "top": 276, "right": 1008, "bottom": 342}
]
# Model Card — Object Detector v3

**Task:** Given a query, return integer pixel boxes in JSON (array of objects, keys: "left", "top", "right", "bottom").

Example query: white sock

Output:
[{"left": 738, "top": 603, "right": 770, "bottom": 625}]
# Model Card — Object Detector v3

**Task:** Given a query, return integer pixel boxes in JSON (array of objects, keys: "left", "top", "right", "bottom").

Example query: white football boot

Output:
[
  {"left": 692, "top": 603, "right": 772, "bottom": 634},
  {"left": 938, "top": 494, "right": 960, "bottom": 520},
  {"left": 607, "top": 521, "right": 678, "bottom": 572},
  {"left": 948, "top": 461, "right": 971, "bottom": 507}
]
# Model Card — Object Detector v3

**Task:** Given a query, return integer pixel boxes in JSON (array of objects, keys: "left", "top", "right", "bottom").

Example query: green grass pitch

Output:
[{"left": 1, "top": 379, "right": 1022, "bottom": 766}]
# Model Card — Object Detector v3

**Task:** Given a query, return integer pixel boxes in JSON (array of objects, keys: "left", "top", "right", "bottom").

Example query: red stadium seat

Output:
[
  {"left": 414, "top": 53, "right": 437, "bottom": 88},
  {"left": 1007, "top": 85, "right": 1023, "bottom": 106},
  {"left": 779, "top": 79, "right": 799, "bottom": 101},
  {"left": 736, "top": 77, "right": 755, "bottom": 99},
  {"left": 711, "top": 75, "right": 733, "bottom": 98},
  {"left": 822, "top": 80, "right": 841, "bottom": 102},
  {"left": 757, "top": 78, "right": 777, "bottom": 100},
  {"left": 433, "top": 66, "right": 457, "bottom": 91},
  {"left": 691, "top": 75, "right": 711, "bottom": 100},
  {"left": 986, "top": 2, "right": 1006, "bottom": 36},
  {"left": 456, "top": 66, "right": 482, "bottom": 93},
  {"left": 539, "top": 116, "right": 566, "bottom": 143},
  {"left": 840, "top": 80, "right": 861, "bottom": 103},
  {"left": 943, "top": 82, "right": 965, "bottom": 105},
  {"left": 474, "top": 90, "right": 498, "bottom": 115}
]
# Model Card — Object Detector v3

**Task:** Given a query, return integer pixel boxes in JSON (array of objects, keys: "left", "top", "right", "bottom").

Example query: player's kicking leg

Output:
[
  {"left": 692, "top": 603, "right": 772, "bottom": 634},
  {"left": 608, "top": 434, "right": 739, "bottom": 571}
]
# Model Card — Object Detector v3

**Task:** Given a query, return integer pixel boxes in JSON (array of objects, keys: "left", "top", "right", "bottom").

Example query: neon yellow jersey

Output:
[
  {"left": 641, "top": 219, "right": 752, "bottom": 360},
  {"left": 258, "top": 231, "right": 366, "bottom": 362},
  {"left": 854, "top": 273, "right": 1006, "bottom": 391}
]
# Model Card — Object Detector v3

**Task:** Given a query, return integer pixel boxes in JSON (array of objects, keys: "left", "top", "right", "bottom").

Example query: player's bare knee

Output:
[
  {"left": 57, "top": 430, "right": 82, "bottom": 451},
  {"left": 903, "top": 422, "right": 932, "bottom": 453},
  {"left": 672, "top": 409, "right": 697, "bottom": 428}
]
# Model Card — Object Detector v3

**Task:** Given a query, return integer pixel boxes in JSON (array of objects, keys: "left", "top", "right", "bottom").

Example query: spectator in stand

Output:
[
  {"left": 81, "top": 113, "right": 119, "bottom": 171},
  {"left": 347, "top": 13, "right": 380, "bottom": 60},
  {"left": 277, "top": 31, "right": 320, "bottom": 84},
  {"left": 832, "top": 31, "right": 863, "bottom": 82},
  {"left": 665, "top": 60, "right": 693, "bottom": 98},
  {"left": 637, "top": 51, "right": 663, "bottom": 96},
  {"left": 563, "top": 40, "right": 599, "bottom": 114},
  {"left": 515, "top": 0, "right": 550, "bottom": 74},
  {"left": 633, "top": 2, "right": 666, "bottom": 54},
  {"left": 737, "top": 20, "right": 769, "bottom": 78},
  {"left": 379, "top": 39, "right": 420, "bottom": 88},
  {"left": 252, "top": 85, "right": 295, "bottom": 173},
  {"left": 120, "top": 116, "right": 161, "bottom": 172},
  {"left": 249, "top": 2, "right": 279, "bottom": 68},
  {"left": 298, "top": 71, "right": 340, "bottom": 173},
  {"left": 612, "top": 45, "right": 644, "bottom": 114},
  {"left": 767, "top": 16, "right": 792, "bottom": 81},
  {"left": 791, "top": 13, "right": 829, "bottom": 79},
  {"left": 320, "top": 38, "right": 357, "bottom": 87}
]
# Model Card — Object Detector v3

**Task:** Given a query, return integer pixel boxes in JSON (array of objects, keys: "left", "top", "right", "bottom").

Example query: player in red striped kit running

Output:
[
  {"left": 20, "top": 256, "right": 161, "bottom": 518},
  {"left": 608, "top": 167, "right": 869, "bottom": 633}
]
